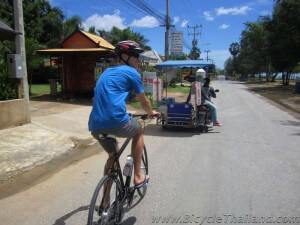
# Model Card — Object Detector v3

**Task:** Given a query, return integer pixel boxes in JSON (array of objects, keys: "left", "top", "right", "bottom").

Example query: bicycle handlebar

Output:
[{"left": 131, "top": 114, "right": 159, "bottom": 120}]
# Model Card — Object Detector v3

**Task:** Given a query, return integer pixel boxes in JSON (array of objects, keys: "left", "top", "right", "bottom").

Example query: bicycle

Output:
[{"left": 87, "top": 114, "right": 150, "bottom": 225}]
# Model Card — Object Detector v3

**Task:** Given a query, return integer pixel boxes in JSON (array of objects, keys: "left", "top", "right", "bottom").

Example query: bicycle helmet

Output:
[
  {"left": 115, "top": 40, "right": 144, "bottom": 66},
  {"left": 115, "top": 40, "right": 144, "bottom": 55}
]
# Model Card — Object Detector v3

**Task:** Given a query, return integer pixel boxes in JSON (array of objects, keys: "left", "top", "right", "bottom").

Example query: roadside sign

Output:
[
  {"left": 195, "top": 81, "right": 201, "bottom": 105},
  {"left": 152, "top": 78, "right": 163, "bottom": 101},
  {"left": 171, "top": 31, "right": 183, "bottom": 54},
  {"left": 143, "top": 72, "right": 157, "bottom": 93}
]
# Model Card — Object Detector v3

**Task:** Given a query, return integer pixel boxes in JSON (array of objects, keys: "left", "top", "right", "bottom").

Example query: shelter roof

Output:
[
  {"left": 37, "top": 29, "right": 115, "bottom": 55},
  {"left": 37, "top": 48, "right": 113, "bottom": 54},
  {"left": 155, "top": 60, "right": 215, "bottom": 70},
  {"left": 79, "top": 30, "right": 114, "bottom": 49},
  {"left": 0, "top": 20, "right": 18, "bottom": 41}
]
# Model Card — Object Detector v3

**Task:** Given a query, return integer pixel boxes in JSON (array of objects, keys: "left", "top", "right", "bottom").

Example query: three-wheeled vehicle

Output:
[{"left": 154, "top": 60, "right": 215, "bottom": 132}]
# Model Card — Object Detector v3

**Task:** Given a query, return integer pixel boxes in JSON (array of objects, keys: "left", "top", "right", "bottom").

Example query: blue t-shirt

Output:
[{"left": 88, "top": 65, "right": 144, "bottom": 131}]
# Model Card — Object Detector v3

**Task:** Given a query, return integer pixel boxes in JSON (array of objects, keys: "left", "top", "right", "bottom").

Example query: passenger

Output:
[{"left": 202, "top": 78, "right": 222, "bottom": 126}]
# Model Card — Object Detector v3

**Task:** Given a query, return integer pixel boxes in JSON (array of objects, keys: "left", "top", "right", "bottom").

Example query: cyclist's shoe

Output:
[
  {"left": 95, "top": 205, "right": 107, "bottom": 215},
  {"left": 134, "top": 177, "right": 149, "bottom": 189},
  {"left": 213, "top": 122, "right": 222, "bottom": 126}
]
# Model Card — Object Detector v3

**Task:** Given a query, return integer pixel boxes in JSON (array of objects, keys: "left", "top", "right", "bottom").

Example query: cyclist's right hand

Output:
[{"left": 148, "top": 110, "right": 160, "bottom": 119}]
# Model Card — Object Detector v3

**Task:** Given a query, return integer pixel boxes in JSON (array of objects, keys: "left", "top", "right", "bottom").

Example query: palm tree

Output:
[
  {"left": 63, "top": 16, "right": 82, "bottom": 39},
  {"left": 229, "top": 42, "right": 240, "bottom": 76}
]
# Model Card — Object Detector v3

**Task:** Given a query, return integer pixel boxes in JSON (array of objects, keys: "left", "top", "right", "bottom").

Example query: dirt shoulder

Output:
[{"left": 244, "top": 80, "right": 300, "bottom": 120}]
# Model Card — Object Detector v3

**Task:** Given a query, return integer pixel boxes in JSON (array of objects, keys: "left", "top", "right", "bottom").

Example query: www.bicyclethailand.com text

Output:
[{"left": 151, "top": 214, "right": 300, "bottom": 224}]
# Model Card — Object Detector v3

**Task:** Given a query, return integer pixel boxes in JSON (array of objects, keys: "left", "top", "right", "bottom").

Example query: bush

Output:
[
  {"left": 32, "top": 65, "right": 61, "bottom": 83},
  {"left": 0, "top": 63, "right": 17, "bottom": 101}
]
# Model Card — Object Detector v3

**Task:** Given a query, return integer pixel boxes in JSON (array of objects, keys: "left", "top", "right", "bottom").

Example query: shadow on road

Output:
[
  {"left": 52, "top": 203, "right": 139, "bottom": 225},
  {"left": 144, "top": 124, "right": 218, "bottom": 137},
  {"left": 119, "top": 216, "right": 137, "bottom": 225},
  {"left": 31, "top": 94, "right": 93, "bottom": 107},
  {"left": 52, "top": 205, "right": 89, "bottom": 225},
  {"left": 278, "top": 120, "right": 300, "bottom": 127},
  {"left": 145, "top": 124, "right": 198, "bottom": 137}
]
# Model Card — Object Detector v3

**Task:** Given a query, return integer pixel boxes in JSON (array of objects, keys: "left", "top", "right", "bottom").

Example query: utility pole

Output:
[
  {"left": 14, "top": 0, "right": 31, "bottom": 122},
  {"left": 164, "top": 0, "right": 170, "bottom": 60},
  {"left": 204, "top": 50, "right": 210, "bottom": 61},
  {"left": 160, "top": 0, "right": 174, "bottom": 61},
  {"left": 188, "top": 25, "right": 201, "bottom": 59}
]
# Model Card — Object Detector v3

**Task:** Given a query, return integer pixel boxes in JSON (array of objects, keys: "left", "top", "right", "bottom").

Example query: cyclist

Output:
[{"left": 88, "top": 41, "right": 159, "bottom": 199}]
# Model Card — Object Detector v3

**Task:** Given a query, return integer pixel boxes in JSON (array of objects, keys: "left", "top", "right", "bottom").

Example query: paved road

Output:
[{"left": 0, "top": 80, "right": 299, "bottom": 225}]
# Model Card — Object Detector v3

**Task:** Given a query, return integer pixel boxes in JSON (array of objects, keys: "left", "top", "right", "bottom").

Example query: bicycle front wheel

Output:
[
  {"left": 88, "top": 175, "right": 123, "bottom": 225},
  {"left": 137, "top": 144, "right": 149, "bottom": 198}
]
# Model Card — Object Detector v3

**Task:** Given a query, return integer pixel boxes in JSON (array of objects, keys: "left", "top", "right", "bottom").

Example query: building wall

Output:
[
  {"left": 0, "top": 99, "right": 29, "bottom": 130},
  {"left": 63, "top": 53, "right": 99, "bottom": 93},
  {"left": 62, "top": 32, "right": 96, "bottom": 48}
]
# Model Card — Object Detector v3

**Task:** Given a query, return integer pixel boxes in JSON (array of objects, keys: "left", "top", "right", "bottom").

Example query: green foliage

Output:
[
  {"left": 0, "top": 0, "right": 13, "bottom": 27},
  {"left": 98, "top": 26, "right": 152, "bottom": 50},
  {"left": 0, "top": 62, "right": 17, "bottom": 101},
  {"left": 88, "top": 26, "right": 96, "bottom": 34},
  {"left": 63, "top": 16, "right": 82, "bottom": 39},
  {"left": 130, "top": 93, "right": 157, "bottom": 109},
  {"left": 229, "top": 0, "right": 300, "bottom": 84},
  {"left": 169, "top": 54, "right": 188, "bottom": 60}
]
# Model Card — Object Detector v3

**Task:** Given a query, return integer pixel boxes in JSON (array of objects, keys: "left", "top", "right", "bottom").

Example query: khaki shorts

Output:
[{"left": 91, "top": 117, "right": 141, "bottom": 153}]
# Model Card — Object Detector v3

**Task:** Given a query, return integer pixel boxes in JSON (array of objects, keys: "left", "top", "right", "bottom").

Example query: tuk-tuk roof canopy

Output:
[{"left": 155, "top": 60, "right": 215, "bottom": 70}]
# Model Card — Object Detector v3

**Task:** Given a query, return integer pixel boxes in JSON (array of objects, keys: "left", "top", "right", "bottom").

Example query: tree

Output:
[
  {"left": 98, "top": 26, "right": 151, "bottom": 50},
  {"left": 62, "top": 15, "right": 82, "bottom": 39},
  {"left": 0, "top": 0, "right": 67, "bottom": 100},
  {"left": 25, "top": 38, "right": 45, "bottom": 93},
  {"left": 269, "top": 0, "right": 300, "bottom": 85},
  {"left": 239, "top": 17, "right": 272, "bottom": 79},
  {"left": 229, "top": 42, "right": 239, "bottom": 76},
  {"left": 224, "top": 57, "right": 234, "bottom": 76},
  {"left": 88, "top": 26, "right": 96, "bottom": 35}
]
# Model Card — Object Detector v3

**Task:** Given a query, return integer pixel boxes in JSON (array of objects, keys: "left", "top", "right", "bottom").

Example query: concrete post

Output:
[{"left": 13, "top": 0, "right": 31, "bottom": 123}]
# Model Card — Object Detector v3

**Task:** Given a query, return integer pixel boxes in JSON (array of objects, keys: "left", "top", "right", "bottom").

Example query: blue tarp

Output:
[{"left": 155, "top": 60, "right": 215, "bottom": 70}]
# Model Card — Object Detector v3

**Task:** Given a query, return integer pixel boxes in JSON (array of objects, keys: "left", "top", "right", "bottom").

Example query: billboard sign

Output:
[{"left": 171, "top": 31, "right": 183, "bottom": 54}]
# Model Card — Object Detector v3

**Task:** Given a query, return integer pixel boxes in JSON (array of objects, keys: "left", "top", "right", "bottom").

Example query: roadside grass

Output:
[
  {"left": 245, "top": 80, "right": 300, "bottom": 115},
  {"left": 30, "top": 84, "right": 61, "bottom": 98},
  {"left": 167, "top": 85, "right": 190, "bottom": 94},
  {"left": 129, "top": 93, "right": 157, "bottom": 109}
]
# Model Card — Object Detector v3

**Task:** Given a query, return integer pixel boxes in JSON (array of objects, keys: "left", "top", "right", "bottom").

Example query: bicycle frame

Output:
[{"left": 110, "top": 136, "right": 133, "bottom": 193}]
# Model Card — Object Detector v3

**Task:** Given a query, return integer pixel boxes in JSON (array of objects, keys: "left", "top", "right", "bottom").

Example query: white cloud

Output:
[
  {"left": 219, "top": 24, "right": 230, "bottom": 30},
  {"left": 203, "top": 11, "right": 214, "bottom": 21},
  {"left": 260, "top": 10, "right": 271, "bottom": 16},
  {"left": 83, "top": 10, "right": 126, "bottom": 31},
  {"left": 130, "top": 16, "right": 159, "bottom": 28},
  {"left": 210, "top": 50, "right": 231, "bottom": 69},
  {"left": 181, "top": 20, "right": 189, "bottom": 28},
  {"left": 257, "top": 0, "right": 272, "bottom": 4},
  {"left": 216, "top": 6, "right": 251, "bottom": 16},
  {"left": 173, "top": 16, "right": 180, "bottom": 24}
]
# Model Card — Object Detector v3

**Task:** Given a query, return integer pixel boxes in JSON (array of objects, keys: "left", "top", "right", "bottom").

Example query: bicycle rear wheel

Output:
[
  {"left": 137, "top": 144, "right": 149, "bottom": 198},
  {"left": 88, "top": 175, "right": 123, "bottom": 225}
]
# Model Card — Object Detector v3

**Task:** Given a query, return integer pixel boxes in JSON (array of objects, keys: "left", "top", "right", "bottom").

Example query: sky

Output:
[{"left": 50, "top": 0, "right": 274, "bottom": 69}]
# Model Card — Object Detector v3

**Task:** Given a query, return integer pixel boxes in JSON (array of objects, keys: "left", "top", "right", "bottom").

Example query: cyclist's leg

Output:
[
  {"left": 91, "top": 132, "right": 119, "bottom": 209},
  {"left": 131, "top": 129, "right": 148, "bottom": 186}
]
